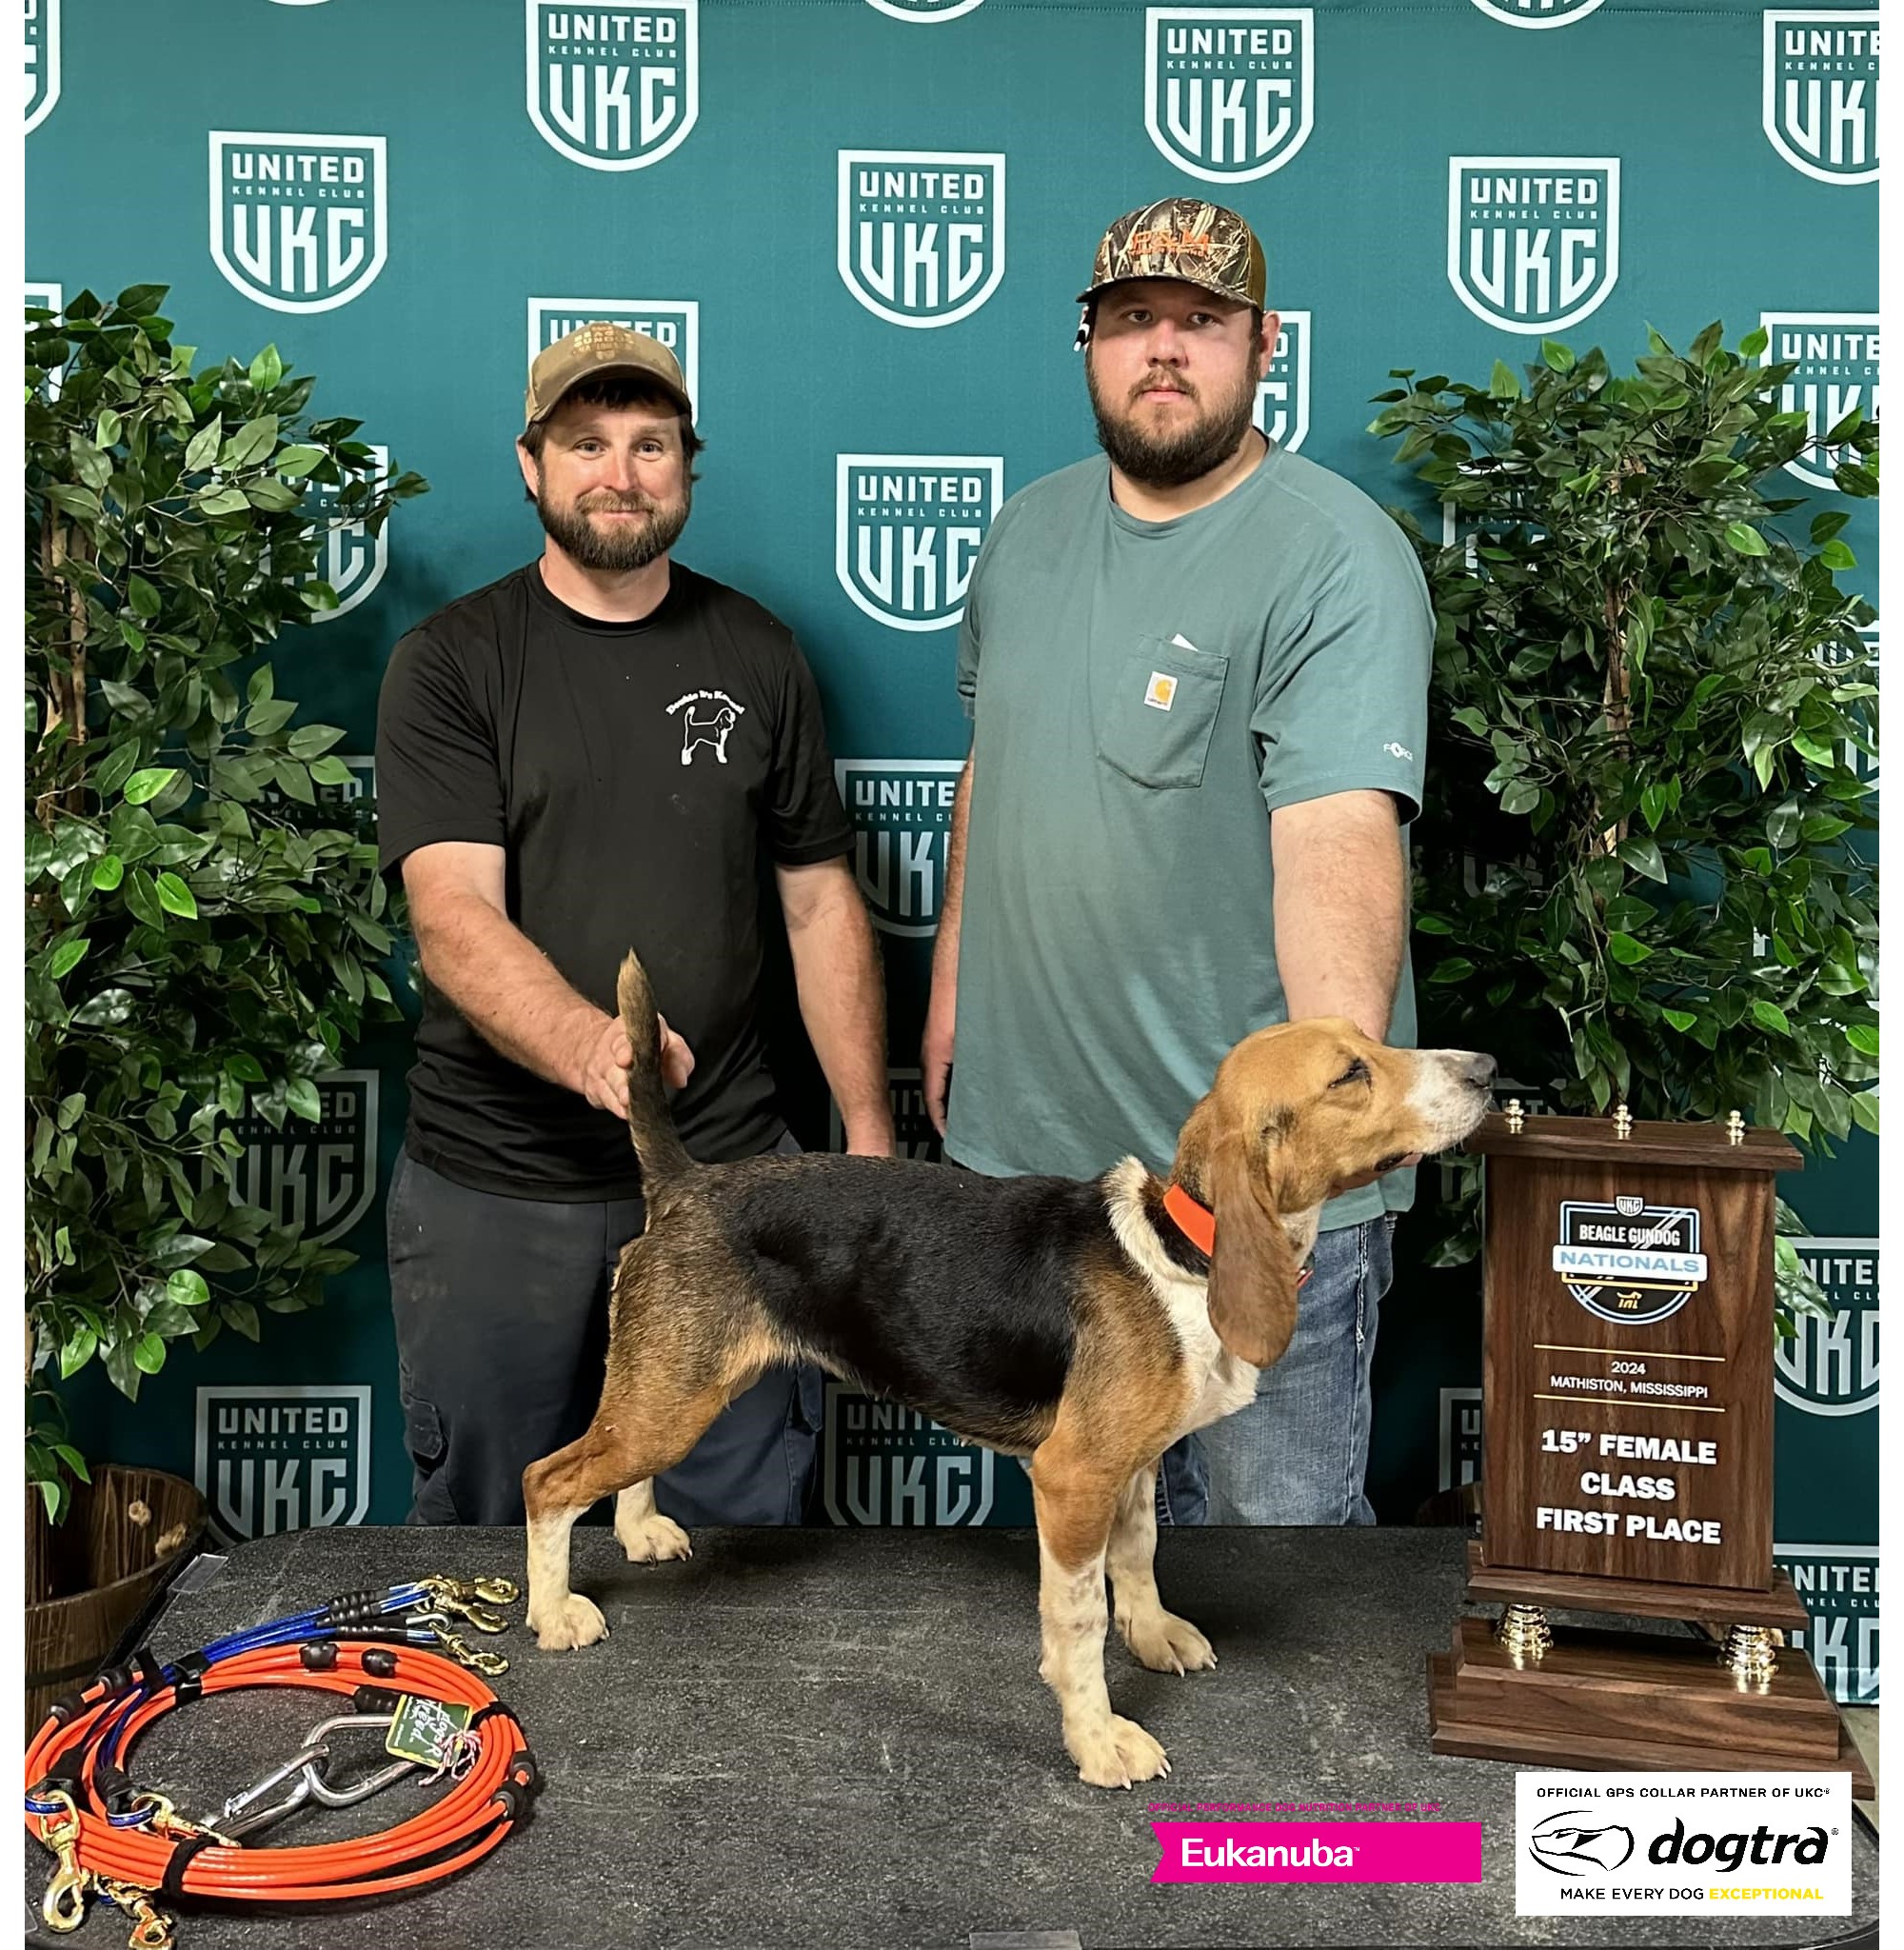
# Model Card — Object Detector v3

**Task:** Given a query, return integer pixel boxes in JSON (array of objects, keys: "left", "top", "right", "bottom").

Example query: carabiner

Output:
[{"left": 36, "top": 1795, "right": 90, "bottom": 1935}]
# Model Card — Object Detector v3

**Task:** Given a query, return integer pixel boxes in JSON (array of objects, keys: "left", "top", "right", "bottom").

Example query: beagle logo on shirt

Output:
[
  {"left": 666, "top": 688, "right": 745, "bottom": 765},
  {"left": 1145, "top": 671, "right": 1179, "bottom": 710}
]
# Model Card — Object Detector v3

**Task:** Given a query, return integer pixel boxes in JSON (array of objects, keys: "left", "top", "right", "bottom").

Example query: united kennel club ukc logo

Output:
[
  {"left": 1468, "top": 0, "right": 1607, "bottom": 26},
  {"left": 1448, "top": 157, "right": 1619, "bottom": 334},
  {"left": 209, "top": 131, "right": 387, "bottom": 313},
  {"left": 24, "top": 0, "right": 56, "bottom": 131},
  {"left": 835, "top": 455, "right": 1002, "bottom": 630},
  {"left": 1763, "top": 10, "right": 1879, "bottom": 185},
  {"left": 201, "top": 1070, "right": 380, "bottom": 1244},
  {"left": 865, "top": 0, "right": 985, "bottom": 15},
  {"left": 1776, "top": 1543, "right": 1878, "bottom": 1704},
  {"left": 527, "top": 2, "right": 698, "bottom": 170},
  {"left": 1760, "top": 312, "right": 1880, "bottom": 492},
  {"left": 835, "top": 759, "right": 962, "bottom": 937},
  {"left": 1775, "top": 1237, "right": 1878, "bottom": 1418},
  {"left": 1145, "top": 8, "right": 1314, "bottom": 182},
  {"left": 528, "top": 297, "right": 701, "bottom": 412},
  {"left": 1552, "top": 1196, "right": 1708, "bottom": 1325},
  {"left": 26, "top": 279, "right": 61, "bottom": 398},
  {"left": 302, "top": 444, "right": 389, "bottom": 621},
  {"left": 838, "top": 150, "right": 1005, "bottom": 328},
  {"left": 196, "top": 1384, "right": 372, "bottom": 1540},
  {"left": 821, "top": 1383, "right": 995, "bottom": 1526},
  {"left": 828, "top": 1067, "right": 944, "bottom": 1161},
  {"left": 1252, "top": 309, "right": 1309, "bottom": 450}
]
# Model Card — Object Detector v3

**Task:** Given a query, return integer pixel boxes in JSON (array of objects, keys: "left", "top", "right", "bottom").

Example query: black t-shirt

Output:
[{"left": 375, "top": 560, "right": 853, "bottom": 1200}]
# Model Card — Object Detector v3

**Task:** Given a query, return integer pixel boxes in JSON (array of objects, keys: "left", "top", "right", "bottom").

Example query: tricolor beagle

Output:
[{"left": 523, "top": 952, "right": 1495, "bottom": 1788}]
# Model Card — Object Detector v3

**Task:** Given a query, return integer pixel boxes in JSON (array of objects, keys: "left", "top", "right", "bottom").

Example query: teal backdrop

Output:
[{"left": 28, "top": 0, "right": 1876, "bottom": 1701}]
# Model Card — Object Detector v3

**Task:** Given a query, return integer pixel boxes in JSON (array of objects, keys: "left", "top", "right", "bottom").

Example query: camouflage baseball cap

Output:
[
  {"left": 1078, "top": 198, "right": 1266, "bottom": 309},
  {"left": 523, "top": 322, "right": 692, "bottom": 430}
]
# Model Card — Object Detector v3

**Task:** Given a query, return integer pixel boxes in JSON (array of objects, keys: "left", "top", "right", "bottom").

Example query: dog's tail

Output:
[{"left": 615, "top": 950, "right": 694, "bottom": 1187}]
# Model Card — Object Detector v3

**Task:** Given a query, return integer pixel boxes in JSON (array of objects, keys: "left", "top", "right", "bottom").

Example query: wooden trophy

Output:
[{"left": 1426, "top": 1104, "right": 1872, "bottom": 1793}]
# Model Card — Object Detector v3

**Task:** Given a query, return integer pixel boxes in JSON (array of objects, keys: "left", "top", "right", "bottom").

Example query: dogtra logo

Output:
[
  {"left": 1144, "top": 8, "right": 1313, "bottom": 182},
  {"left": 528, "top": 297, "right": 700, "bottom": 411},
  {"left": 209, "top": 131, "right": 387, "bottom": 313},
  {"left": 828, "top": 1067, "right": 943, "bottom": 1161},
  {"left": 836, "top": 455, "right": 1002, "bottom": 630},
  {"left": 1448, "top": 157, "right": 1619, "bottom": 334},
  {"left": 821, "top": 1383, "right": 994, "bottom": 1525},
  {"left": 527, "top": 2, "right": 698, "bottom": 169},
  {"left": 201, "top": 1070, "right": 380, "bottom": 1244},
  {"left": 1252, "top": 309, "right": 1309, "bottom": 449},
  {"left": 1763, "top": 10, "right": 1879, "bottom": 185},
  {"left": 1469, "top": 0, "right": 1608, "bottom": 26},
  {"left": 1777, "top": 1542, "right": 1878, "bottom": 1704},
  {"left": 836, "top": 760, "right": 962, "bottom": 937},
  {"left": 1775, "top": 1236, "right": 1878, "bottom": 1417},
  {"left": 838, "top": 149, "right": 1005, "bottom": 328},
  {"left": 196, "top": 1384, "right": 371, "bottom": 1540},
  {"left": 1759, "top": 312, "right": 1879, "bottom": 492},
  {"left": 25, "top": 0, "right": 56, "bottom": 132},
  {"left": 298, "top": 444, "right": 390, "bottom": 621},
  {"left": 865, "top": 0, "right": 985, "bottom": 15}
]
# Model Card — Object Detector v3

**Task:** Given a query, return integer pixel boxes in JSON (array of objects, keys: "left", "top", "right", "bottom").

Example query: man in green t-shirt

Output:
[{"left": 922, "top": 198, "right": 1435, "bottom": 1526}]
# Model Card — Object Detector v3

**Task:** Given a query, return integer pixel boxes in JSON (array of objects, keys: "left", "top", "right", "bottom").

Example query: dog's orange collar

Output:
[{"left": 1161, "top": 1184, "right": 1313, "bottom": 1286}]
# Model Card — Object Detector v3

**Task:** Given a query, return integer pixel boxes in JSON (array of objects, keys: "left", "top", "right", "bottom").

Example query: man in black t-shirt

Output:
[{"left": 375, "top": 324, "right": 893, "bottom": 1528}]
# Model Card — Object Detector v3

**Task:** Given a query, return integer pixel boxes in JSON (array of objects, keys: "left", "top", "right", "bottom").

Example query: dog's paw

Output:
[
  {"left": 1069, "top": 1714, "right": 1171, "bottom": 1790},
  {"left": 530, "top": 1593, "right": 609, "bottom": 1652},
  {"left": 1120, "top": 1607, "right": 1218, "bottom": 1677},
  {"left": 617, "top": 1512, "right": 693, "bottom": 1565}
]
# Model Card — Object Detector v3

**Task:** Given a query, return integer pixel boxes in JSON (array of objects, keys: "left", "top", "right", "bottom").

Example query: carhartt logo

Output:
[
  {"left": 195, "top": 1384, "right": 372, "bottom": 1540},
  {"left": 835, "top": 759, "right": 962, "bottom": 936},
  {"left": 1469, "top": 0, "right": 1608, "bottom": 26},
  {"left": 1448, "top": 157, "right": 1620, "bottom": 334},
  {"left": 529, "top": 297, "right": 700, "bottom": 411},
  {"left": 838, "top": 149, "right": 1005, "bottom": 328},
  {"left": 1762, "top": 10, "right": 1879, "bottom": 184},
  {"left": 1252, "top": 309, "right": 1309, "bottom": 449},
  {"left": 209, "top": 131, "right": 388, "bottom": 313},
  {"left": 665, "top": 687, "right": 744, "bottom": 765},
  {"left": 1145, "top": 671, "right": 1179, "bottom": 710},
  {"left": 1775, "top": 1236, "right": 1877, "bottom": 1417},
  {"left": 835, "top": 455, "right": 1002, "bottom": 628},
  {"left": 25, "top": 0, "right": 57, "bottom": 132},
  {"left": 1759, "top": 313, "right": 1880, "bottom": 493},
  {"left": 527, "top": 2, "right": 699, "bottom": 170},
  {"left": 1145, "top": 8, "right": 1315, "bottom": 182}
]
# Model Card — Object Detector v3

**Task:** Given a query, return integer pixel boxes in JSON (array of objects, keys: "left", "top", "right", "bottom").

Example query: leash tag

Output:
[{"left": 385, "top": 1695, "right": 471, "bottom": 1769}]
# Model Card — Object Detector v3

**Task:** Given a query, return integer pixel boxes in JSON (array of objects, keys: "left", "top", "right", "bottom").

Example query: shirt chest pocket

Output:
[{"left": 1094, "top": 636, "right": 1230, "bottom": 789}]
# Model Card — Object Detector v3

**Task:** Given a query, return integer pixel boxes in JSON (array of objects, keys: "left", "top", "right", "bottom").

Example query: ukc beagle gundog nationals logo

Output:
[
  {"left": 24, "top": 0, "right": 57, "bottom": 132},
  {"left": 835, "top": 759, "right": 962, "bottom": 937},
  {"left": 1759, "top": 312, "right": 1880, "bottom": 492},
  {"left": 1448, "top": 157, "right": 1619, "bottom": 334},
  {"left": 196, "top": 1384, "right": 372, "bottom": 1541},
  {"left": 838, "top": 150, "right": 1005, "bottom": 328},
  {"left": 1763, "top": 10, "right": 1879, "bottom": 185},
  {"left": 835, "top": 455, "right": 1002, "bottom": 630},
  {"left": 529, "top": 297, "right": 701, "bottom": 413},
  {"left": 1144, "top": 9, "right": 1314, "bottom": 182},
  {"left": 209, "top": 131, "right": 388, "bottom": 313},
  {"left": 1252, "top": 309, "right": 1310, "bottom": 450},
  {"left": 1552, "top": 1196, "right": 1708, "bottom": 1325},
  {"left": 527, "top": 2, "right": 698, "bottom": 170},
  {"left": 666, "top": 688, "right": 744, "bottom": 766}
]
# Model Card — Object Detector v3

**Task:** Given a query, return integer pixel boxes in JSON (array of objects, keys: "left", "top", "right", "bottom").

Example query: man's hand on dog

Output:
[{"left": 577, "top": 1011, "right": 695, "bottom": 1118}]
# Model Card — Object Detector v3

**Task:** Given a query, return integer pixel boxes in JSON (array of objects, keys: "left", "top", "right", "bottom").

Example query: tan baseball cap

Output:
[
  {"left": 523, "top": 322, "right": 692, "bottom": 430},
  {"left": 1078, "top": 197, "right": 1267, "bottom": 310}
]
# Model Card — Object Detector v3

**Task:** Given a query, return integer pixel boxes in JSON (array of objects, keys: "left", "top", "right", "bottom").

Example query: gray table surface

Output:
[{"left": 24, "top": 1524, "right": 1877, "bottom": 1949}]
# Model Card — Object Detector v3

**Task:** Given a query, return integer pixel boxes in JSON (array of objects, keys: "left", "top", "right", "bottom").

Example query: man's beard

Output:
[
  {"left": 536, "top": 480, "right": 691, "bottom": 571},
  {"left": 1087, "top": 358, "right": 1261, "bottom": 488}
]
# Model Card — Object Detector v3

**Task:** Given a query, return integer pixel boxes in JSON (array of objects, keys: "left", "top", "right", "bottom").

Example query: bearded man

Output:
[
  {"left": 375, "top": 325, "right": 891, "bottom": 1527},
  {"left": 921, "top": 202, "right": 1438, "bottom": 1527}
]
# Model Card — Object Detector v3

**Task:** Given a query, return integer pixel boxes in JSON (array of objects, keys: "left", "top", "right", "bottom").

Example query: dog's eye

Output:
[{"left": 1330, "top": 1059, "right": 1370, "bottom": 1089}]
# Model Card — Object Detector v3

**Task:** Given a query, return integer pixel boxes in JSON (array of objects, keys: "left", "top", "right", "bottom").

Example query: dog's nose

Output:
[{"left": 1463, "top": 1054, "right": 1497, "bottom": 1090}]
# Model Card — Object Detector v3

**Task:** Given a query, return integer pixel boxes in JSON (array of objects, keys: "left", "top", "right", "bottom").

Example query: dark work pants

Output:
[{"left": 387, "top": 1143, "right": 823, "bottom": 1527}]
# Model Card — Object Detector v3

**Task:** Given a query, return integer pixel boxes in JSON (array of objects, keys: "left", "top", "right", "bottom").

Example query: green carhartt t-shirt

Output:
[{"left": 946, "top": 443, "right": 1434, "bottom": 1232}]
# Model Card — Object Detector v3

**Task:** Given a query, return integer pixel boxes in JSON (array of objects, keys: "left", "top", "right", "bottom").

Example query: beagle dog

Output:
[{"left": 523, "top": 952, "right": 1496, "bottom": 1789}]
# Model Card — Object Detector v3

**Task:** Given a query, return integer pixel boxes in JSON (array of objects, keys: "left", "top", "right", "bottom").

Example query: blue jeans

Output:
[{"left": 1160, "top": 1213, "right": 1397, "bottom": 1525}]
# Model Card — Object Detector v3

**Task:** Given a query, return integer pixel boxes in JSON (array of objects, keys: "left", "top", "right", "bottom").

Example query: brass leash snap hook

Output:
[{"left": 37, "top": 1794, "right": 91, "bottom": 1935}]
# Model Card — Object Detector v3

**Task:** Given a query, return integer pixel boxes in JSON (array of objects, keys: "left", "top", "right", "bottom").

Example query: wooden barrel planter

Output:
[{"left": 25, "top": 1463, "right": 207, "bottom": 1738}]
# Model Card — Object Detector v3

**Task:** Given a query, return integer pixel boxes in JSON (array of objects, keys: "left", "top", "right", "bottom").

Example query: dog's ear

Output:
[{"left": 1204, "top": 1128, "right": 1301, "bottom": 1370}]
